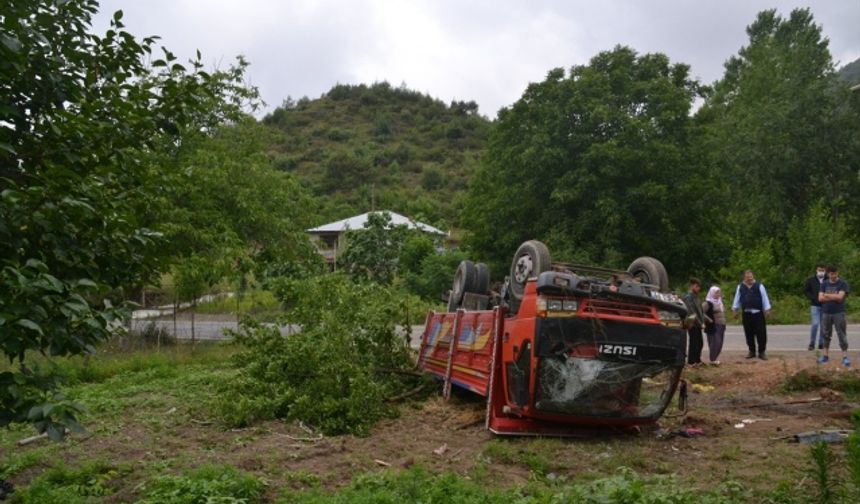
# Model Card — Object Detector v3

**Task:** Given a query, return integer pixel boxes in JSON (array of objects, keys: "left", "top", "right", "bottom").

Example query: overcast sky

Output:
[{"left": 92, "top": 1, "right": 860, "bottom": 118}]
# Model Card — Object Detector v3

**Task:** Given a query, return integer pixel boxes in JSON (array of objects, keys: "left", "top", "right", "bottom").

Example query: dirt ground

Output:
[{"left": 6, "top": 349, "right": 859, "bottom": 501}]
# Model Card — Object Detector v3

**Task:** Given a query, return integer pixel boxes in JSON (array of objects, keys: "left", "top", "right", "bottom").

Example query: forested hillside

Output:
[
  {"left": 839, "top": 56, "right": 860, "bottom": 85},
  {"left": 260, "top": 83, "right": 491, "bottom": 229}
]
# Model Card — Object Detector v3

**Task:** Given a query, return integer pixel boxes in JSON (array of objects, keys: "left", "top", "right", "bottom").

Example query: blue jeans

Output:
[{"left": 809, "top": 305, "right": 822, "bottom": 347}]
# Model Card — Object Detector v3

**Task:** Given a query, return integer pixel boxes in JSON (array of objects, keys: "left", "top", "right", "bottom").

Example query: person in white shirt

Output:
[{"left": 731, "top": 270, "right": 772, "bottom": 360}]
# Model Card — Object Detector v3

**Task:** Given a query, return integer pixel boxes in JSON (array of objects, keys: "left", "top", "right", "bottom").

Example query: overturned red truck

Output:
[{"left": 418, "top": 240, "right": 690, "bottom": 435}]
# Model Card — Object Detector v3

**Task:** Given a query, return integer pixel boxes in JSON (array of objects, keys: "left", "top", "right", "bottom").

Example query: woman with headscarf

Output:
[{"left": 703, "top": 286, "right": 726, "bottom": 365}]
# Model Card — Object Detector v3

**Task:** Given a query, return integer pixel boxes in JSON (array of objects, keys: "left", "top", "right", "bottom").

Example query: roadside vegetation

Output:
[{"left": 2, "top": 1, "right": 860, "bottom": 502}]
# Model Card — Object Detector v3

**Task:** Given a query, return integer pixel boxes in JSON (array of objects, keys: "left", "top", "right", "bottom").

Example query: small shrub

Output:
[
  {"left": 11, "top": 460, "right": 124, "bottom": 504},
  {"left": 846, "top": 410, "right": 860, "bottom": 500},
  {"left": 219, "top": 275, "right": 421, "bottom": 436},
  {"left": 0, "top": 447, "right": 49, "bottom": 479},
  {"left": 137, "top": 464, "right": 265, "bottom": 504},
  {"left": 809, "top": 442, "right": 839, "bottom": 504},
  {"left": 782, "top": 369, "right": 831, "bottom": 392},
  {"left": 782, "top": 369, "right": 860, "bottom": 395}
]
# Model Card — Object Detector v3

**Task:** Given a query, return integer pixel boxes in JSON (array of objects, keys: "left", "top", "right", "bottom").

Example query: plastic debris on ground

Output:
[
  {"left": 792, "top": 430, "right": 853, "bottom": 444},
  {"left": 691, "top": 383, "right": 715, "bottom": 393}
]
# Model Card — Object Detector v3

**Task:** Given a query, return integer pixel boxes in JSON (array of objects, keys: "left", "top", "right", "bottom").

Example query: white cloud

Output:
[{"left": 92, "top": 0, "right": 860, "bottom": 117}]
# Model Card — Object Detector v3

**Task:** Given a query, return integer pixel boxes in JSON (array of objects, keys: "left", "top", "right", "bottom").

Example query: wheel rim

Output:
[
  {"left": 452, "top": 270, "right": 464, "bottom": 298},
  {"left": 514, "top": 254, "right": 533, "bottom": 284},
  {"left": 632, "top": 270, "right": 651, "bottom": 284}
]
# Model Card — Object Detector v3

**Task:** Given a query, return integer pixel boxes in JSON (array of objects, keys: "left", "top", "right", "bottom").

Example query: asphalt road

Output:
[{"left": 132, "top": 319, "right": 860, "bottom": 353}]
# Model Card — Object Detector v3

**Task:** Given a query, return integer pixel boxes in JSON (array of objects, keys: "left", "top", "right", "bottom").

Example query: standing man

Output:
[
  {"left": 818, "top": 265, "right": 850, "bottom": 367},
  {"left": 804, "top": 263, "right": 827, "bottom": 350},
  {"left": 731, "top": 270, "right": 772, "bottom": 360},
  {"left": 683, "top": 278, "right": 705, "bottom": 367}
]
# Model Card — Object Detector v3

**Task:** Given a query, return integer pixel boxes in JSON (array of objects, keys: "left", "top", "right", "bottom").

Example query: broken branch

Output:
[{"left": 386, "top": 382, "right": 428, "bottom": 402}]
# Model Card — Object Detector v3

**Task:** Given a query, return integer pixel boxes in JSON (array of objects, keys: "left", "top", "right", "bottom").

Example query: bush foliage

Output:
[
  {"left": 219, "top": 275, "right": 426, "bottom": 435},
  {"left": 137, "top": 464, "right": 266, "bottom": 504}
]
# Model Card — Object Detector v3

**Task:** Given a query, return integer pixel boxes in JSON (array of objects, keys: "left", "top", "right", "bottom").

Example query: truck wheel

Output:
[
  {"left": 475, "top": 263, "right": 490, "bottom": 295},
  {"left": 627, "top": 256, "right": 669, "bottom": 292},
  {"left": 509, "top": 240, "right": 551, "bottom": 300},
  {"left": 451, "top": 260, "right": 478, "bottom": 306}
]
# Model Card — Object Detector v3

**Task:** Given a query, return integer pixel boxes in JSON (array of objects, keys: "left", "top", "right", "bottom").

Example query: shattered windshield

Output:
[{"left": 535, "top": 356, "right": 679, "bottom": 418}]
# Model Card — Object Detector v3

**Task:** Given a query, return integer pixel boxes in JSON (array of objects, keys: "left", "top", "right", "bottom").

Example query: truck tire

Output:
[
  {"left": 446, "top": 290, "right": 459, "bottom": 312},
  {"left": 475, "top": 263, "right": 490, "bottom": 295},
  {"left": 451, "top": 260, "right": 478, "bottom": 307},
  {"left": 509, "top": 240, "right": 551, "bottom": 301},
  {"left": 627, "top": 256, "right": 669, "bottom": 292}
]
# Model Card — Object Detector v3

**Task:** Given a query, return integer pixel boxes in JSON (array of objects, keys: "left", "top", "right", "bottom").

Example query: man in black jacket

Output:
[
  {"left": 804, "top": 263, "right": 826, "bottom": 350},
  {"left": 683, "top": 278, "right": 705, "bottom": 366}
]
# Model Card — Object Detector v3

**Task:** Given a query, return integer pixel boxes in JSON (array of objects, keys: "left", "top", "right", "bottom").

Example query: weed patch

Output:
[
  {"left": 10, "top": 460, "right": 128, "bottom": 503},
  {"left": 782, "top": 368, "right": 860, "bottom": 395},
  {"left": 276, "top": 465, "right": 798, "bottom": 503},
  {"left": 137, "top": 464, "right": 266, "bottom": 504}
]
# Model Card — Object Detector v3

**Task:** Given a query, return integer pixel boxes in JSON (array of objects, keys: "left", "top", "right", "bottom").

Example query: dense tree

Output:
[
  {"left": 0, "top": 0, "right": 256, "bottom": 436},
  {"left": 462, "top": 46, "right": 710, "bottom": 277},
  {"left": 697, "top": 8, "right": 860, "bottom": 290},
  {"left": 341, "top": 212, "right": 411, "bottom": 285},
  {"left": 700, "top": 8, "right": 860, "bottom": 245},
  {"left": 163, "top": 120, "right": 320, "bottom": 288}
]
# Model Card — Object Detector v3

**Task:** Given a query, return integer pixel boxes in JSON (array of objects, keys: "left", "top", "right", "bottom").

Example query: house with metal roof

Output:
[{"left": 307, "top": 211, "right": 446, "bottom": 269}]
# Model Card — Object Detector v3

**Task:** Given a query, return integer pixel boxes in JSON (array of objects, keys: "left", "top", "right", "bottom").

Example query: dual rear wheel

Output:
[
  {"left": 449, "top": 240, "right": 670, "bottom": 311},
  {"left": 448, "top": 260, "right": 490, "bottom": 311}
]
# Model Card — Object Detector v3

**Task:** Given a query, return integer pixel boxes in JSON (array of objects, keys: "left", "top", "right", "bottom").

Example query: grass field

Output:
[{"left": 1, "top": 342, "right": 858, "bottom": 503}]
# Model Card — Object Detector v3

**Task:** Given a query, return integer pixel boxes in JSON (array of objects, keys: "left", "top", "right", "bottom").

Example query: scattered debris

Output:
[
  {"left": 374, "top": 459, "right": 391, "bottom": 467},
  {"left": 691, "top": 383, "right": 715, "bottom": 393},
  {"left": 433, "top": 443, "right": 449, "bottom": 455},
  {"left": 734, "top": 423, "right": 746, "bottom": 429},
  {"left": 16, "top": 432, "right": 49, "bottom": 446},
  {"left": 386, "top": 383, "right": 428, "bottom": 402},
  {"left": 741, "top": 418, "right": 772, "bottom": 425},
  {"left": 655, "top": 427, "right": 704, "bottom": 439},
  {"left": 165, "top": 407, "right": 177, "bottom": 415},
  {"left": 278, "top": 433, "right": 324, "bottom": 443},
  {"left": 738, "top": 397, "right": 823, "bottom": 409},
  {"left": 791, "top": 430, "right": 853, "bottom": 444},
  {"left": 818, "top": 388, "right": 843, "bottom": 402},
  {"left": 190, "top": 419, "right": 213, "bottom": 425}
]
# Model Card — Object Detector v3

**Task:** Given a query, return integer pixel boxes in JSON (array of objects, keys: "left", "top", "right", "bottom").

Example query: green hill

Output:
[
  {"left": 837, "top": 56, "right": 860, "bottom": 86},
  {"left": 260, "top": 82, "right": 491, "bottom": 229}
]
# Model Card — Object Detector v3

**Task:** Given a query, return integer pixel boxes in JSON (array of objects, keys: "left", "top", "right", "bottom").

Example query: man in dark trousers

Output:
[
  {"left": 818, "top": 265, "right": 850, "bottom": 367},
  {"left": 682, "top": 278, "right": 705, "bottom": 367},
  {"left": 804, "top": 263, "right": 827, "bottom": 350},
  {"left": 731, "top": 270, "right": 772, "bottom": 360}
]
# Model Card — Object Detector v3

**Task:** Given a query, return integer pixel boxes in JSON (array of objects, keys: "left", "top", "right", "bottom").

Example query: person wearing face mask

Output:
[
  {"left": 818, "top": 265, "right": 850, "bottom": 367},
  {"left": 804, "top": 263, "right": 827, "bottom": 351}
]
